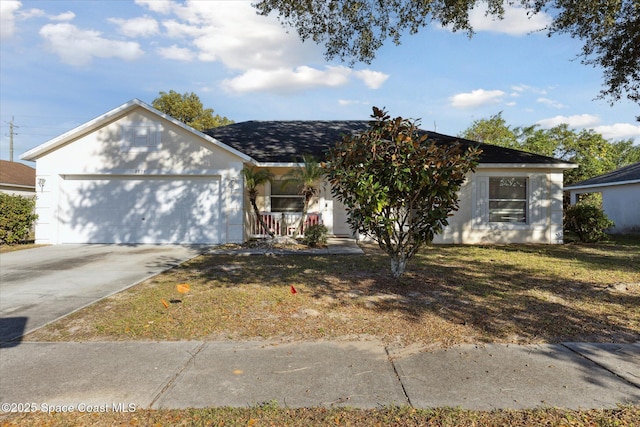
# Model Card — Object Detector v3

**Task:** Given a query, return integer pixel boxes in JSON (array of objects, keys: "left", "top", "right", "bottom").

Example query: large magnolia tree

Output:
[{"left": 325, "top": 107, "right": 482, "bottom": 278}]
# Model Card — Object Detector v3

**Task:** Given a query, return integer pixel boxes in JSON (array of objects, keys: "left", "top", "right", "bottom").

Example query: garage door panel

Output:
[{"left": 59, "top": 176, "right": 221, "bottom": 244}]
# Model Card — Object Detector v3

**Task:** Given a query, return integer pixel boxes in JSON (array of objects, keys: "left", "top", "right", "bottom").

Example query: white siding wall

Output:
[
  {"left": 433, "top": 168, "right": 564, "bottom": 244},
  {"left": 33, "top": 107, "right": 245, "bottom": 244}
]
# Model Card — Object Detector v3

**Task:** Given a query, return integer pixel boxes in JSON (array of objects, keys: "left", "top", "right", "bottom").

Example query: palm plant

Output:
[
  {"left": 241, "top": 166, "right": 274, "bottom": 237},
  {"left": 281, "top": 155, "right": 325, "bottom": 236}
]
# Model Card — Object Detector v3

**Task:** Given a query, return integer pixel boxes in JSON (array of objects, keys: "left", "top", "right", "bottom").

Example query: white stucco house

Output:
[
  {"left": 565, "top": 162, "right": 640, "bottom": 233},
  {"left": 21, "top": 99, "right": 575, "bottom": 245}
]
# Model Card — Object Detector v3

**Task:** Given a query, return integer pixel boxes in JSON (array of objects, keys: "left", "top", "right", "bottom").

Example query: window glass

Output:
[
  {"left": 489, "top": 177, "right": 527, "bottom": 223},
  {"left": 271, "top": 180, "right": 304, "bottom": 212}
]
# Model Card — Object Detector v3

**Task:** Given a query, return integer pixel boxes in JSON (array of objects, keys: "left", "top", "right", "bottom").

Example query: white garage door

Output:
[{"left": 59, "top": 175, "right": 222, "bottom": 244}]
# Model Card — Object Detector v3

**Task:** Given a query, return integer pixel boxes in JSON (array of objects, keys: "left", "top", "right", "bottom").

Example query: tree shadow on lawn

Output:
[{"left": 180, "top": 244, "right": 640, "bottom": 344}]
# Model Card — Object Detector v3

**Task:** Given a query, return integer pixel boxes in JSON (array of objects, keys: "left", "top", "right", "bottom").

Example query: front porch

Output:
[{"left": 248, "top": 212, "right": 323, "bottom": 238}]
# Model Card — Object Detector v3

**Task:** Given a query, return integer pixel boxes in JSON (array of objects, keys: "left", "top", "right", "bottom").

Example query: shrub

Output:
[
  {"left": 564, "top": 203, "right": 614, "bottom": 243},
  {"left": 303, "top": 224, "right": 328, "bottom": 247},
  {"left": 0, "top": 193, "right": 38, "bottom": 244}
]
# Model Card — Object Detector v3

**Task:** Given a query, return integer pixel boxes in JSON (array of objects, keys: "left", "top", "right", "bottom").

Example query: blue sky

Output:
[{"left": 2, "top": 0, "right": 639, "bottom": 165}]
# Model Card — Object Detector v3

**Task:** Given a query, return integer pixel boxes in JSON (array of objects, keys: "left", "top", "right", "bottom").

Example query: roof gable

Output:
[
  {"left": 0, "top": 160, "right": 35, "bottom": 187},
  {"left": 204, "top": 120, "right": 574, "bottom": 167},
  {"left": 566, "top": 162, "right": 640, "bottom": 189},
  {"left": 20, "top": 99, "right": 252, "bottom": 163}
]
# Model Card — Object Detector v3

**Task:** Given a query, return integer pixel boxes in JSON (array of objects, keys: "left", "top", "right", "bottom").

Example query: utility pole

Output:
[{"left": 7, "top": 117, "right": 18, "bottom": 162}]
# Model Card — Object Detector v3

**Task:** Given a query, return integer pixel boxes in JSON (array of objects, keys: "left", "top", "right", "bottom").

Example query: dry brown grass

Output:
[
  {"left": 0, "top": 243, "right": 46, "bottom": 253},
  {"left": 26, "top": 236, "right": 640, "bottom": 347},
  {"left": 2, "top": 404, "right": 639, "bottom": 427}
]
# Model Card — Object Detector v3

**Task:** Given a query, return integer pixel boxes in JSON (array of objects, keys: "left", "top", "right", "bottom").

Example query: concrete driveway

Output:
[{"left": 0, "top": 244, "right": 207, "bottom": 343}]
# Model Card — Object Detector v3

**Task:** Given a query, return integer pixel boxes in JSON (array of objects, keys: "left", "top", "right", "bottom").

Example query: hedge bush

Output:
[
  {"left": 303, "top": 224, "right": 328, "bottom": 247},
  {"left": 0, "top": 193, "right": 38, "bottom": 244},
  {"left": 564, "top": 203, "right": 614, "bottom": 243}
]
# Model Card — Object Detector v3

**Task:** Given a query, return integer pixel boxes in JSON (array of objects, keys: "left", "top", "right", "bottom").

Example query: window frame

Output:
[
  {"left": 488, "top": 177, "right": 528, "bottom": 224},
  {"left": 269, "top": 179, "right": 304, "bottom": 213},
  {"left": 122, "top": 123, "right": 162, "bottom": 152}
]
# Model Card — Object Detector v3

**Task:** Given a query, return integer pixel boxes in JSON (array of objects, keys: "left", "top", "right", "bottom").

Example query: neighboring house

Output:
[
  {"left": 565, "top": 162, "right": 640, "bottom": 233},
  {"left": 21, "top": 99, "right": 575, "bottom": 245},
  {"left": 0, "top": 160, "right": 36, "bottom": 197}
]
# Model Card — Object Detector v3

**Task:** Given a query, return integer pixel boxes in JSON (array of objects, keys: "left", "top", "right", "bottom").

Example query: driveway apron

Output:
[{"left": 0, "top": 244, "right": 206, "bottom": 342}]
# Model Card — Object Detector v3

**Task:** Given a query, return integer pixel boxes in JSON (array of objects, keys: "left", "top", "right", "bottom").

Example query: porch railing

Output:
[{"left": 249, "top": 212, "right": 322, "bottom": 238}]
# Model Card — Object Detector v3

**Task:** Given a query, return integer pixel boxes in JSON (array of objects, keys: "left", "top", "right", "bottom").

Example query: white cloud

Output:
[
  {"left": 593, "top": 123, "right": 640, "bottom": 141},
  {"left": 222, "top": 66, "right": 353, "bottom": 93},
  {"left": 536, "top": 114, "right": 600, "bottom": 128},
  {"left": 0, "top": 0, "right": 22, "bottom": 39},
  {"left": 339, "top": 99, "right": 369, "bottom": 106},
  {"left": 162, "top": 19, "right": 204, "bottom": 39},
  {"left": 354, "top": 70, "right": 389, "bottom": 89},
  {"left": 537, "top": 97, "right": 566, "bottom": 109},
  {"left": 109, "top": 16, "right": 159, "bottom": 38},
  {"left": 450, "top": 89, "right": 506, "bottom": 108},
  {"left": 178, "top": 1, "right": 317, "bottom": 71},
  {"left": 20, "top": 8, "right": 45, "bottom": 20},
  {"left": 469, "top": 4, "right": 552, "bottom": 35},
  {"left": 157, "top": 44, "right": 195, "bottom": 61},
  {"left": 511, "top": 84, "right": 547, "bottom": 95},
  {"left": 136, "top": 0, "right": 387, "bottom": 93},
  {"left": 50, "top": 11, "right": 75, "bottom": 22},
  {"left": 39, "top": 23, "right": 144, "bottom": 66},
  {"left": 134, "top": 0, "right": 174, "bottom": 15}
]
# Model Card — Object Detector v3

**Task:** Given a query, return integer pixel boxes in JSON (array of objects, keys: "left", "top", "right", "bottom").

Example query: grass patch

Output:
[
  {"left": 26, "top": 236, "right": 640, "bottom": 346},
  {"left": 2, "top": 405, "right": 639, "bottom": 426},
  {"left": 0, "top": 243, "right": 46, "bottom": 253}
]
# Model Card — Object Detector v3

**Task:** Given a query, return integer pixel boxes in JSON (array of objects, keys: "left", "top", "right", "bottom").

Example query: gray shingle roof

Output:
[
  {"left": 204, "top": 120, "right": 572, "bottom": 165},
  {"left": 565, "top": 162, "right": 640, "bottom": 189}
]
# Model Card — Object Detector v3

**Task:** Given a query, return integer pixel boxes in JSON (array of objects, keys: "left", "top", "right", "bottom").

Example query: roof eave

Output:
[
  {"left": 0, "top": 183, "right": 35, "bottom": 190},
  {"left": 20, "top": 99, "right": 254, "bottom": 163},
  {"left": 21, "top": 99, "right": 145, "bottom": 161},
  {"left": 477, "top": 162, "right": 577, "bottom": 170},
  {"left": 253, "top": 162, "right": 307, "bottom": 168},
  {"left": 565, "top": 179, "right": 640, "bottom": 191}
]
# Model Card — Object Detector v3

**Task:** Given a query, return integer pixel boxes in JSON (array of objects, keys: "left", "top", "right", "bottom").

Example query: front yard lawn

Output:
[
  {"left": 26, "top": 236, "right": 640, "bottom": 346},
  {"left": 3, "top": 405, "right": 639, "bottom": 427}
]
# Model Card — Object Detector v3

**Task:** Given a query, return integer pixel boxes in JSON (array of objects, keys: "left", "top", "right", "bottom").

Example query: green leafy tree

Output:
[
  {"left": 152, "top": 90, "right": 233, "bottom": 131},
  {"left": 0, "top": 193, "right": 37, "bottom": 244},
  {"left": 325, "top": 107, "right": 481, "bottom": 278},
  {"left": 564, "top": 203, "right": 614, "bottom": 243},
  {"left": 254, "top": 0, "right": 639, "bottom": 107},
  {"left": 460, "top": 115, "right": 640, "bottom": 185},
  {"left": 241, "top": 166, "right": 275, "bottom": 237},
  {"left": 459, "top": 112, "right": 519, "bottom": 149},
  {"left": 281, "top": 155, "right": 324, "bottom": 236}
]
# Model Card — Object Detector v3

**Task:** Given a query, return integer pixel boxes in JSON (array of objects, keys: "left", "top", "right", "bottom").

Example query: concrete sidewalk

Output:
[{"left": 1, "top": 341, "right": 637, "bottom": 411}]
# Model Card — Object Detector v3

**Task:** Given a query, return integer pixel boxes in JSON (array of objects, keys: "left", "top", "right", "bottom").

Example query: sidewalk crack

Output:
[
  {"left": 561, "top": 343, "right": 640, "bottom": 389},
  {"left": 149, "top": 341, "right": 207, "bottom": 408},
  {"left": 384, "top": 346, "right": 412, "bottom": 407}
]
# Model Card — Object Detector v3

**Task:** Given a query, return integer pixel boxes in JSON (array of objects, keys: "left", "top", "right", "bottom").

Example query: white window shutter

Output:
[
  {"left": 530, "top": 175, "right": 547, "bottom": 225},
  {"left": 474, "top": 176, "right": 489, "bottom": 226}
]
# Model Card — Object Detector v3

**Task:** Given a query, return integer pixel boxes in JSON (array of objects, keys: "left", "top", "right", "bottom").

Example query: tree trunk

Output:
[
  {"left": 295, "top": 203, "right": 307, "bottom": 237},
  {"left": 251, "top": 199, "right": 274, "bottom": 238},
  {"left": 390, "top": 254, "right": 407, "bottom": 278}
]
